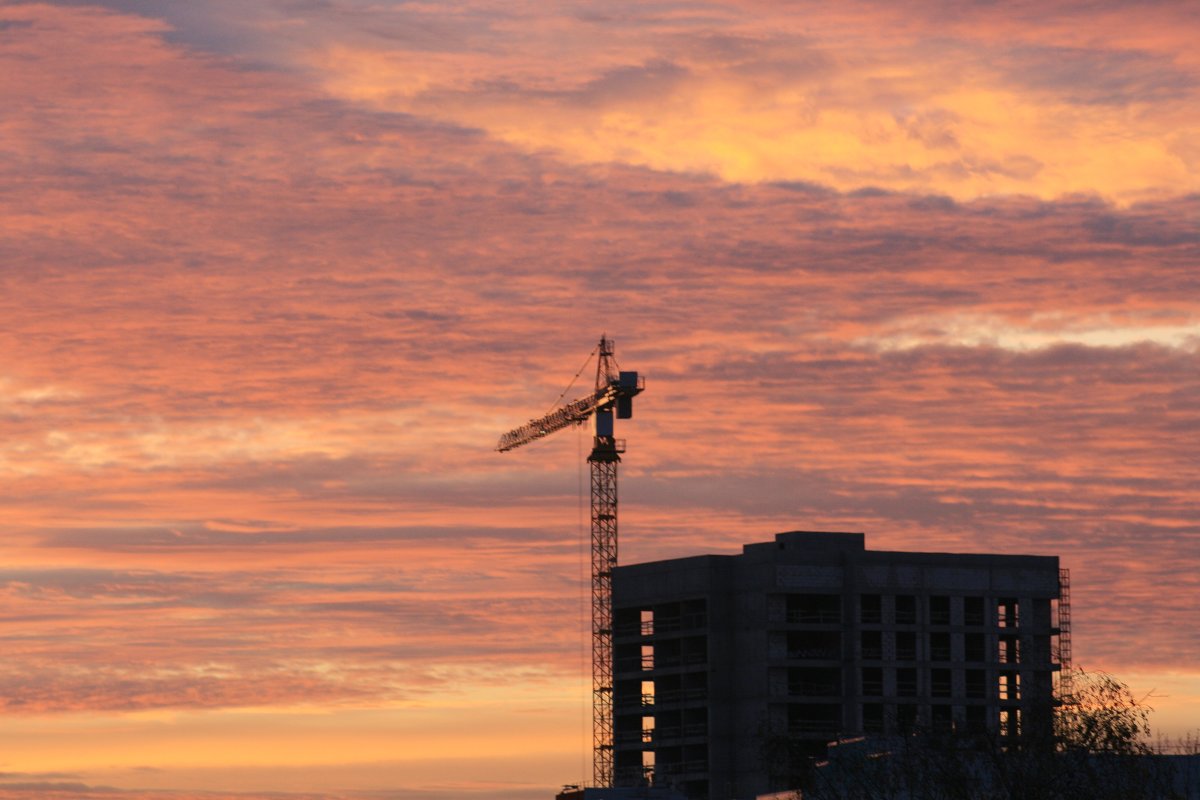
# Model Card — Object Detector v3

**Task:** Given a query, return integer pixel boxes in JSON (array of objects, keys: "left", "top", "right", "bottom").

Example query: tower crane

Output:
[{"left": 496, "top": 335, "right": 644, "bottom": 788}]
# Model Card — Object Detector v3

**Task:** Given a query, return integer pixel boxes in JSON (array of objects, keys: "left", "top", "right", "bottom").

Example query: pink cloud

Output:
[{"left": 1, "top": 1, "right": 1198, "bottom": 794}]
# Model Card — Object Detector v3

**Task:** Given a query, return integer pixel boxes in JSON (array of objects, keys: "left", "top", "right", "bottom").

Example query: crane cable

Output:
[
  {"left": 577, "top": 423, "right": 588, "bottom": 785},
  {"left": 542, "top": 343, "right": 599, "bottom": 418}
]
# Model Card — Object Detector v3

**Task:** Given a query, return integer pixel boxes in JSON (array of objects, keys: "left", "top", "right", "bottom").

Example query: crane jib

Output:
[{"left": 495, "top": 376, "right": 642, "bottom": 452}]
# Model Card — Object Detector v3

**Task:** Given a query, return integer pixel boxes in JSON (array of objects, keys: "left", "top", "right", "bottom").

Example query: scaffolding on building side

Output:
[{"left": 1056, "top": 567, "right": 1073, "bottom": 700}]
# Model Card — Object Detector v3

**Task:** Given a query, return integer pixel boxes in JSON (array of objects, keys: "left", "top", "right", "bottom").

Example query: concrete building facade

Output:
[{"left": 610, "top": 531, "right": 1067, "bottom": 800}]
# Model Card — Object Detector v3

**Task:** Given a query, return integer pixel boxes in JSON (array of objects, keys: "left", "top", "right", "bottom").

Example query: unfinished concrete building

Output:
[{"left": 610, "top": 531, "right": 1070, "bottom": 800}]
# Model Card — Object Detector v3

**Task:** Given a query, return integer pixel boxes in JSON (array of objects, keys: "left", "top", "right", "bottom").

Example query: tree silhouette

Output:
[{"left": 798, "top": 671, "right": 1180, "bottom": 800}]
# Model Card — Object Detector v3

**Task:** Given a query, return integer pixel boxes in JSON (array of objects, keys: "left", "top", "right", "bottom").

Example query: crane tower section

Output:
[{"left": 496, "top": 336, "right": 644, "bottom": 788}]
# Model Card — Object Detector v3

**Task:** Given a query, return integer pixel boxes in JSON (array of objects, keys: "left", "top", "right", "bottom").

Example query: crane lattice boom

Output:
[
  {"left": 496, "top": 385, "right": 608, "bottom": 452},
  {"left": 497, "top": 343, "right": 643, "bottom": 453}
]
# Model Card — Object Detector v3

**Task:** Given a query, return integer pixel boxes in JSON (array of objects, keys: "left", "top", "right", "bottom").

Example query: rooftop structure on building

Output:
[{"left": 610, "top": 531, "right": 1070, "bottom": 800}]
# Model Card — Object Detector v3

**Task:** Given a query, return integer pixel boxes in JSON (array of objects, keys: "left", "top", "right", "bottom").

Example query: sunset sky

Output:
[{"left": 1, "top": 0, "right": 1198, "bottom": 797}]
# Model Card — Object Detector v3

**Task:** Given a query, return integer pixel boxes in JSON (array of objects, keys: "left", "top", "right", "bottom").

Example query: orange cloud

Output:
[{"left": 300, "top": 2, "right": 1200, "bottom": 203}]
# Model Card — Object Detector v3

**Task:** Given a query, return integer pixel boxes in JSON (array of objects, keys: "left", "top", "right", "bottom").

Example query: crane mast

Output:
[{"left": 496, "top": 336, "right": 644, "bottom": 788}]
